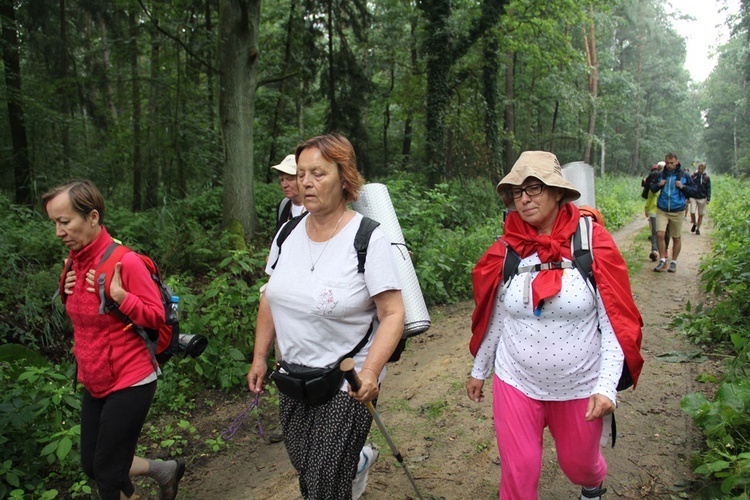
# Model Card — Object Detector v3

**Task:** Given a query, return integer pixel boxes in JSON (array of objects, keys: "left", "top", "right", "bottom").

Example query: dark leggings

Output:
[{"left": 81, "top": 381, "right": 156, "bottom": 500}]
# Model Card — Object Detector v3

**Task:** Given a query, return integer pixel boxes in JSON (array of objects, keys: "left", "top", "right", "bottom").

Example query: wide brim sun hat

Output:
[
  {"left": 270, "top": 154, "right": 297, "bottom": 175},
  {"left": 496, "top": 150, "right": 581, "bottom": 209}
]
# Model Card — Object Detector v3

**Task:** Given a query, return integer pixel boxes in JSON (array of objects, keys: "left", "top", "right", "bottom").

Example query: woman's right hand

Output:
[
  {"left": 63, "top": 259, "right": 76, "bottom": 295},
  {"left": 466, "top": 376, "right": 485, "bottom": 403},
  {"left": 247, "top": 362, "right": 268, "bottom": 394}
]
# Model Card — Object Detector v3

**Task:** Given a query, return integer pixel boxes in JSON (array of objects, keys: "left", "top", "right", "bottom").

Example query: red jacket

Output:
[
  {"left": 64, "top": 228, "right": 165, "bottom": 398},
  {"left": 470, "top": 220, "right": 644, "bottom": 388}
]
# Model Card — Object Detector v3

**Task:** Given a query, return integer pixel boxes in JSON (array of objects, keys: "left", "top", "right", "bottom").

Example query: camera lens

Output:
[{"left": 178, "top": 334, "right": 208, "bottom": 358}]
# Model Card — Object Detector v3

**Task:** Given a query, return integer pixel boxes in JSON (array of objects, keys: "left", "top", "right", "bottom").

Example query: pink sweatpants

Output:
[{"left": 492, "top": 376, "right": 607, "bottom": 500}]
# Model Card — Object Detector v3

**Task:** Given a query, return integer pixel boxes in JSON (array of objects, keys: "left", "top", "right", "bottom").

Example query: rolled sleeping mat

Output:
[{"left": 352, "top": 183, "right": 431, "bottom": 337}]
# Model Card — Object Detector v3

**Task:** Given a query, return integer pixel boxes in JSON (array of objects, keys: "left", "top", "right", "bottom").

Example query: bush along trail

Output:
[{"left": 178, "top": 214, "right": 718, "bottom": 499}]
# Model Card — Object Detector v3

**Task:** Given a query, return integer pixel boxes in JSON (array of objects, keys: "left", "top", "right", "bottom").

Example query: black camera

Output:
[{"left": 178, "top": 333, "right": 208, "bottom": 358}]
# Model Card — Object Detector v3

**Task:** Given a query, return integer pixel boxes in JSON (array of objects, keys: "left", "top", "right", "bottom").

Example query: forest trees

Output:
[{"left": 0, "top": 0, "right": 735, "bottom": 226}]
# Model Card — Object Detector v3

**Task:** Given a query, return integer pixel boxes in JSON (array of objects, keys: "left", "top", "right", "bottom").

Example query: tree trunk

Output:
[
  {"left": 219, "top": 0, "right": 260, "bottom": 241},
  {"left": 482, "top": 32, "right": 500, "bottom": 177},
  {"left": 0, "top": 0, "right": 32, "bottom": 206},
  {"left": 421, "top": 0, "right": 451, "bottom": 186},
  {"left": 206, "top": 0, "right": 220, "bottom": 185},
  {"left": 420, "top": 0, "right": 506, "bottom": 185},
  {"left": 583, "top": 15, "right": 598, "bottom": 165},
  {"left": 57, "top": 0, "right": 71, "bottom": 177},
  {"left": 503, "top": 52, "right": 516, "bottom": 175},
  {"left": 130, "top": 5, "right": 143, "bottom": 212},
  {"left": 630, "top": 31, "right": 643, "bottom": 175},
  {"left": 145, "top": 8, "right": 161, "bottom": 209},
  {"left": 267, "top": 0, "right": 297, "bottom": 183},
  {"left": 326, "top": 0, "right": 337, "bottom": 130}
]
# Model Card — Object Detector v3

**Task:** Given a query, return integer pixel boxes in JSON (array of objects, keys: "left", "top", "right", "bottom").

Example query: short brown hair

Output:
[
  {"left": 665, "top": 152, "right": 678, "bottom": 160},
  {"left": 41, "top": 179, "right": 106, "bottom": 224},
  {"left": 295, "top": 133, "right": 364, "bottom": 202}
]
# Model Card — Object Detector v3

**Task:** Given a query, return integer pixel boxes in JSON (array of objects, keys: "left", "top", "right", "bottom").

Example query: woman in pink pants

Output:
[{"left": 466, "top": 151, "right": 644, "bottom": 500}]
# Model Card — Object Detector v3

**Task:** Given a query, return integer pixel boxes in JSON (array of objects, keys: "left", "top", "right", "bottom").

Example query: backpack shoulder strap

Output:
[
  {"left": 502, "top": 244, "right": 522, "bottom": 287},
  {"left": 94, "top": 243, "right": 132, "bottom": 316},
  {"left": 277, "top": 198, "right": 292, "bottom": 223},
  {"left": 353, "top": 217, "right": 381, "bottom": 273},
  {"left": 271, "top": 212, "right": 308, "bottom": 270},
  {"left": 571, "top": 216, "right": 597, "bottom": 295}
]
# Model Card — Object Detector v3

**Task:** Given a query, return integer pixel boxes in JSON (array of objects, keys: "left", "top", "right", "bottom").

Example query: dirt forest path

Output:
[{"left": 179, "top": 214, "right": 717, "bottom": 500}]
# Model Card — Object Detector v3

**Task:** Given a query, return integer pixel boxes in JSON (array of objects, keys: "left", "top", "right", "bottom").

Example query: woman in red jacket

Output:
[{"left": 43, "top": 180, "right": 184, "bottom": 500}]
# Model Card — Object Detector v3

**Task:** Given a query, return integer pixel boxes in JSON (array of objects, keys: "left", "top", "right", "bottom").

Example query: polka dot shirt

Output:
[{"left": 471, "top": 252, "right": 624, "bottom": 404}]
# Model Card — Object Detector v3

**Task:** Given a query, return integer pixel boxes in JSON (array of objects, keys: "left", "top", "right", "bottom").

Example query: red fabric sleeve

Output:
[
  {"left": 469, "top": 239, "right": 506, "bottom": 357},
  {"left": 590, "top": 224, "right": 645, "bottom": 387}
]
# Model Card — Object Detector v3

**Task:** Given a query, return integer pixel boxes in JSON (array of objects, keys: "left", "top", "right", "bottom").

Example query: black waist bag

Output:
[{"left": 270, "top": 323, "right": 373, "bottom": 406}]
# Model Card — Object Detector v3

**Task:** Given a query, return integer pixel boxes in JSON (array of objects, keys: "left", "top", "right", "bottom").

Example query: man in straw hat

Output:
[
  {"left": 467, "top": 151, "right": 643, "bottom": 500},
  {"left": 272, "top": 154, "right": 306, "bottom": 234}
]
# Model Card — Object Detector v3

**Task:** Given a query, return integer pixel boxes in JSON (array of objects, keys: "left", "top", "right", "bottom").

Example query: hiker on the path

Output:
[
  {"left": 649, "top": 152, "right": 699, "bottom": 273},
  {"left": 43, "top": 180, "right": 184, "bottom": 500},
  {"left": 272, "top": 153, "right": 306, "bottom": 234},
  {"left": 247, "top": 133, "right": 405, "bottom": 500},
  {"left": 266, "top": 153, "right": 306, "bottom": 444},
  {"left": 644, "top": 162, "right": 664, "bottom": 261},
  {"left": 465, "top": 151, "right": 644, "bottom": 500},
  {"left": 689, "top": 162, "right": 711, "bottom": 236}
]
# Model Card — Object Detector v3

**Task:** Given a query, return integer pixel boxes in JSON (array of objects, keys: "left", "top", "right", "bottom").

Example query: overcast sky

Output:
[{"left": 667, "top": 0, "right": 741, "bottom": 82}]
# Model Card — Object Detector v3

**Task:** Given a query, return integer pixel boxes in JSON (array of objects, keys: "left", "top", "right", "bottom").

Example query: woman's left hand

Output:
[
  {"left": 108, "top": 263, "right": 127, "bottom": 304},
  {"left": 349, "top": 367, "right": 380, "bottom": 403},
  {"left": 585, "top": 394, "right": 615, "bottom": 422}
]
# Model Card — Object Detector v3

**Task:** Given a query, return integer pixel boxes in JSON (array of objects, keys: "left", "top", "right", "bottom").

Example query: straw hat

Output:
[
  {"left": 497, "top": 151, "right": 581, "bottom": 209},
  {"left": 270, "top": 154, "right": 297, "bottom": 175}
]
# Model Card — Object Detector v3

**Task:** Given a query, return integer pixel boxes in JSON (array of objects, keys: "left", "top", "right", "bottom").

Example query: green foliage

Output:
[
  {"left": 678, "top": 176, "right": 750, "bottom": 496},
  {"left": 682, "top": 381, "right": 750, "bottom": 496},
  {"left": 171, "top": 249, "right": 267, "bottom": 392},
  {"left": 594, "top": 175, "right": 643, "bottom": 231},
  {"left": 0, "top": 357, "right": 87, "bottom": 499},
  {"left": 0, "top": 194, "right": 71, "bottom": 355}
]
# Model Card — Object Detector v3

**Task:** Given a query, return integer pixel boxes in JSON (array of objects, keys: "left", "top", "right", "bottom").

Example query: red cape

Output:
[{"left": 469, "top": 221, "right": 644, "bottom": 388}]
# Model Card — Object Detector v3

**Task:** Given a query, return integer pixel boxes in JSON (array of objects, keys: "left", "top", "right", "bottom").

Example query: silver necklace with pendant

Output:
[{"left": 307, "top": 211, "right": 346, "bottom": 272}]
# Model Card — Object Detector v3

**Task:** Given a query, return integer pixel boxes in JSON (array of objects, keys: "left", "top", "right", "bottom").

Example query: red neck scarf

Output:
[{"left": 501, "top": 203, "right": 580, "bottom": 310}]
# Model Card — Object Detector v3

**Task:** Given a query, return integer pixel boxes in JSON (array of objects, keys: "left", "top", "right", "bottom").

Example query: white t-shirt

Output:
[
  {"left": 265, "top": 212, "right": 402, "bottom": 384},
  {"left": 471, "top": 252, "right": 624, "bottom": 404},
  {"left": 290, "top": 203, "right": 305, "bottom": 218}
]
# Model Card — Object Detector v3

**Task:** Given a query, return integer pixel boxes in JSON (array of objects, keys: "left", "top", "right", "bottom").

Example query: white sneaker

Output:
[{"left": 352, "top": 444, "right": 379, "bottom": 499}]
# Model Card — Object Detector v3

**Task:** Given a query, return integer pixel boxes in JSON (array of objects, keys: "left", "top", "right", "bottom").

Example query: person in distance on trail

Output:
[
  {"left": 643, "top": 162, "right": 664, "bottom": 261},
  {"left": 466, "top": 151, "right": 644, "bottom": 500},
  {"left": 42, "top": 180, "right": 185, "bottom": 500},
  {"left": 266, "top": 153, "right": 306, "bottom": 444},
  {"left": 649, "top": 152, "right": 699, "bottom": 273},
  {"left": 247, "top": 133, "right": 405, "bottom": 500},
  {"left": 689, "top": 162, "right": 711, "bottom": 236},
  {"left": 272, "top": 153, "right": 306, "bottom": 234}
]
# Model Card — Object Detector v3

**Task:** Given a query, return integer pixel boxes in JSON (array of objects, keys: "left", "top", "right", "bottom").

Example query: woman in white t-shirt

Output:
[{"left": 248, "top": 133, "right": 404, "bottom": 500}]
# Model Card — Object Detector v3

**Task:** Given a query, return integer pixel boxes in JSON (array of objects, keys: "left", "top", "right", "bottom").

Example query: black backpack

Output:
[
  {"left": 500, "top": 216, "right": 633, "bottom": 392},
  {"left": 270, "top": 213, "right": 408, "bottom": 362}
]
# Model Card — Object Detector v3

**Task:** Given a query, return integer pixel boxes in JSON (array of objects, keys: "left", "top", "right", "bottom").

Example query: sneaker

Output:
[
  {"left": 649, "top": 251, "right": 658, "bottom": 262},
  {"left": 581, "top": 482, "right": 608, "bottom": 499},
  {"left": 352, "top": 444, "right": 379, "bottom": 499},
  {"left": 158, "top": 459, "right": 185, "bottom": 500},
  {"left": 695, "top": 229, "right": 700, "bottom": 235},
  {"left": 654, "top": 260, "right": 668, "bottom": 272},
  {"left": 691, "top": 224, "right": 696, "bottom": 233},
  {"left": 668, "top": 261, "right": 677, "bottom": 273}
]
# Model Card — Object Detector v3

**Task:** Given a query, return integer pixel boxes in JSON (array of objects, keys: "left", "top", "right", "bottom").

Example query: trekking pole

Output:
[{"left": 340, "top": 358, "right": 425, "bottom": 500}]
